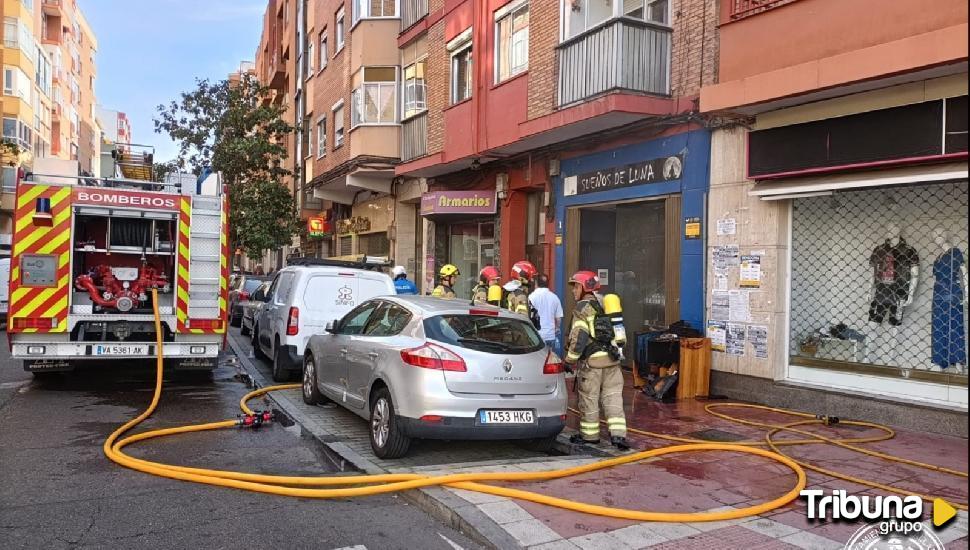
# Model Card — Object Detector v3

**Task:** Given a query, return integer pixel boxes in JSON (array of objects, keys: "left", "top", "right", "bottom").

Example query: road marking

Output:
[
  {"left": 331, "top": 546, "right": 367, "bottom": 550},
  {"left": 0, "top": 381, "right": 31, "bottom": 390},
  {"left": 438, "top": 533, "right": 465, "bottom": 550}
]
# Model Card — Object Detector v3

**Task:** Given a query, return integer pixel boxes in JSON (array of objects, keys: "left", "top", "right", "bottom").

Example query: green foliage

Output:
[{"left": 154, "top": 76, "right": 298, "bottom": 253}]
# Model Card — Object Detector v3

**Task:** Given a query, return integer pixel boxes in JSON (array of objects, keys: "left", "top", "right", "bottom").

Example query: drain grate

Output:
[{"left": 685, "top": 428, "right": 747, "bottom": 442}]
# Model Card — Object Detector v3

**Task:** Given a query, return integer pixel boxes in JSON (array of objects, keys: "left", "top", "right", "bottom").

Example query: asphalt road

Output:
[{"left": 0, "top": 335, "right": 480, "bottom": 550}]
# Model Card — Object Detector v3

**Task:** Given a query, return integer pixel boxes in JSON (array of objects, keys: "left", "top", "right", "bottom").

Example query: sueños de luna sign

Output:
[{"left": 565, "top": 154, "right": 684, "bottom": 197}]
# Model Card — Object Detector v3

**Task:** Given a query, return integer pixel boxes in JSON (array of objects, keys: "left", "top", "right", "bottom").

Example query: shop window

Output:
[
  {"left": 446, "top": 221, "right": 495, "bottom": 299},
  {"left": 495, "top": 1, "right": 529, "bottom": 83},
  {"left": 351, "top": 67, "right": 397, "bottom": 127},
  {"left": 358, "top": 232, "right": 390, "bottom": 257},
  {"left": 448, "top": 31, "right": 472, "bottom": 104},
  {"left": 402, "top": 59, "right": 427, "bottom": 119},
  {"left": 789, "top": 182, "right": 969, "bottom": 379}
]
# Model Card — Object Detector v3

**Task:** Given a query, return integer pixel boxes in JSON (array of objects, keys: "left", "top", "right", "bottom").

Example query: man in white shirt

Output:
[{"left": 529, "top": 274, "right": 564, "bottom": 354}]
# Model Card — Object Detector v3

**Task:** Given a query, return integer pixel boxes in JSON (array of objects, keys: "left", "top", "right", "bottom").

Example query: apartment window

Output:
[
  {"left": 316, "top": 117, "right": 327, "bottom": 157},
  {"left": 353, "top": 0, "right": 397, "bottom": 22},
  {"left": 307, "top": 40, "right": 315, "bottom": 76},
  {"left": 2, "top": 166, "right": 17, "bottom": 191},
  {"left": 3, "top": 66, "right": 32, "bottom": 103},
  {"left": 5, "top": 117, "right": 32, "bottom": 152},
  {"left": 402, "top": 59, "right": 427, "bottom": 119},
  {"left": 495, "top": 1, "right": 529, "bottom": 83},
  {"left": 623, "top": 0, "right": 670, "bottom": 24},
  {"left": 335, "top": 8, "right": 346, "bottom": 51},
  {"left": 3, "top": 17, "right": 36, "bottom": 64},
  {"left": 351, "top": 67, "right": 397, "bottom": 127},
  {"left": 319, "top": 33, "right": 329, "bottom": 69},
  {"left": 448, "top": 30, "right": 473, "bottom": 104},
  {"left": 35, "top": 48, "right": 53, "bottom": 97},
  {"left": 332, "top": 101, "right": 345, "bottom": 147}
]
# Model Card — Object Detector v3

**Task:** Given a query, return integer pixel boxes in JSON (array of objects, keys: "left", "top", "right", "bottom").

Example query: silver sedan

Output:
[{"left": 302, "top": 296, "right": 567, "bottom": 458}]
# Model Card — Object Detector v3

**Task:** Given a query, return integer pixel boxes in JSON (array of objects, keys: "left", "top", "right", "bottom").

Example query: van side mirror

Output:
[{"left": 325, "top": 320, "right": 336, "bottom": 334}]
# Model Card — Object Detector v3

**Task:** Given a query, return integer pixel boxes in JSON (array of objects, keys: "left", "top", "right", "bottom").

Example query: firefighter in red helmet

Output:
[
  {"left": 564, "top": 270, "right": 630, "bottom": 450},
  {"left": 472, "top": 265, "right": 502, "bottom": 306},
  {"left": 506, "top": 260, "right": 539, "bottom": 323}
]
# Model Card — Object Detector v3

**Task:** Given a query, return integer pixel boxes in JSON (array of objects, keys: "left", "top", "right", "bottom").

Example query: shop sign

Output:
[
  {"left": 336, "top": 216, "right": 371, "bottom": 235},
  {"left": 564, "top": 154, "right": 684, "bottom": 197},
  {"left": 421, "top": 190, "right": 497, "bottom": 216},
  {"left": 307, "top": 217, "right": 331, "bottom": 239},
  {"left": 684, "top": 217, "right": 702, "bottom": 239}
]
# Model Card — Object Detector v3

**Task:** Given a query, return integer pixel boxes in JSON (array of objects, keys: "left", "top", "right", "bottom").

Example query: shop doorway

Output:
[
  {"left": 564, "top": 196, "right": 681, "bottom": 355},
  {"left": 445, "top": 221, "right": 495, "bottom": 299}
]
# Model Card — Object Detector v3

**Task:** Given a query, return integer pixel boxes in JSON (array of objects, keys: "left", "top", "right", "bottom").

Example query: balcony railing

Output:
[
  {"left": 401, "top": 112, "right": 427, "bottom": 162},
  {"left": 557, "top": 18, "right": 671, "bottom": 107},
  {"left": 727, "top": 0, "right": 800, "bottom": 21},
  {"left": 401, "top": 0, "right": 428, "bottom": 31}
]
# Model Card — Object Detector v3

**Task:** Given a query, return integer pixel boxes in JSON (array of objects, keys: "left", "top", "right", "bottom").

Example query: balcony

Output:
[
  {"left": 557, "top": 18, "right": 671, "bottom": 107},
  {"left": 725, "top": 0, "right": 800, "bottom": 21},
  {"left": 42, "top": 0, "right": 63, "bottom": 15},
  {"left": 401, "top": 112, "right": 427, "bottom": 162}
]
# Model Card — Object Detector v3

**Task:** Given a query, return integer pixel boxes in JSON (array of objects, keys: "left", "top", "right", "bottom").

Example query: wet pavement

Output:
[{"left": 0, "top": 338, "right": 481, "bottom": 549}]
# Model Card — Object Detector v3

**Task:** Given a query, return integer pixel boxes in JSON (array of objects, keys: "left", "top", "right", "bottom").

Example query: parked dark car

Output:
[
  {"left": 240, "top": 281, "right": 270, "bottom": 337},
  {"left": 229, "top": 275, "right": 271, "bottom": 327}
]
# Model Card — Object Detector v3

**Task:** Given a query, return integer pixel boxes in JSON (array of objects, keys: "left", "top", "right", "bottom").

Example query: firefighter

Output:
[
  {"left": 472, "top": 266, "right": 501, "bottom": 305},
  {"left": 563, "top": 270, "right": 630, "bottom": 451},
  {"left": 431, "top": 264, "right": 460, "bottom": 298},
  {"left": 506, "top": 260, "right": 538, "bottom": 318}
]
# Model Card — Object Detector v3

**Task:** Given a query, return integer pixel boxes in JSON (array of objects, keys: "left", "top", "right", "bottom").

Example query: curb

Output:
[{"left": 226, "top": 331, "right": 525, "bottom": 550}]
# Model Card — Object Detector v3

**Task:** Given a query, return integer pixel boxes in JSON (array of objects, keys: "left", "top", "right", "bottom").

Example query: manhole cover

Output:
[{"left": 685, "top": 428, "right": 747, "bottom": 442}]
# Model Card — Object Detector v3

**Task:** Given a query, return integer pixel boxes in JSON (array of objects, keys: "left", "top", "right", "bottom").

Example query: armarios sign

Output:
[{"left": 420, "top": 190, "right": 497, "bottom": 216}]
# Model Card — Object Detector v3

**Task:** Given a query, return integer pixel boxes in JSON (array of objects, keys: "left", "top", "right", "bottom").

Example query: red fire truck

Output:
[{"left": 7, "top": 154, "right": 229, "bottom": 375}]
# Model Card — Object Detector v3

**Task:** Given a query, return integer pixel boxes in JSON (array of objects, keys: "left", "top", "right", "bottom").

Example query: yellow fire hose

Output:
[{"left": 102, "top": 292, "right": 964, "bottom": 523}]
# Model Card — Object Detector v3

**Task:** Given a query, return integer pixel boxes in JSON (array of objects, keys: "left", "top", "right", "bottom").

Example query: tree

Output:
[{"left": 154, "top": 76, "right": 299, "bottom": 255}]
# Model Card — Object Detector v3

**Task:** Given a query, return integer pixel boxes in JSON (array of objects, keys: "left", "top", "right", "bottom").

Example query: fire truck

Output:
[{"left": 7, "top": 149, "right": 229, "bottom": 375}]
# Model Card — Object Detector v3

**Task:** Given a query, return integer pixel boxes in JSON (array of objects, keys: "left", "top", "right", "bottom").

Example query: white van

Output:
[
  {"left": 252, "top": 260, "right": 396, "bottom": 381},
  {"left": 0, "top": 256, "right": 9, "bottom": 325}
]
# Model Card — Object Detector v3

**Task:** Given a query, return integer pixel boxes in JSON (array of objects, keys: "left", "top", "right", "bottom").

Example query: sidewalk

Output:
[{"left": 226, "top": 330, "right": 968, "bottom": 549}]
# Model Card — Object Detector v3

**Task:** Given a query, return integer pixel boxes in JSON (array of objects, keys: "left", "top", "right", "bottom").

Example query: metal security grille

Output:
[{"left": 790, "top": 181, "right": 969, "bottom": 376}]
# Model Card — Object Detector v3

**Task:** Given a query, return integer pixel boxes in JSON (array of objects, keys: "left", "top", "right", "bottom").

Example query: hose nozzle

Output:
[{"left": 815, "top": 414, "right": 840, "bottom": 426}]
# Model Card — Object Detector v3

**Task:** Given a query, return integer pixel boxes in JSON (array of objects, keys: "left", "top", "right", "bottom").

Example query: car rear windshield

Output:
[
  {"left": 423, "top": 315, "right": 544, "bottom": 354},
  {"left": 243, "top": 279, "right": 265, "bottom": 293}
]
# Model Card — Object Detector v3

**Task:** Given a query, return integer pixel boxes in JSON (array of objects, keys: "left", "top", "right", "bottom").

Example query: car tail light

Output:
[
  {"left": 400, "top": 343, "right": 467, "bottom": 372},
  {"left": 187, "top": 318, "right": 223, "bottom": 330},
  {"left": 468, "top": 308, "right": 499, "bottom": 316},
  {"left": 286, "top": 307, "right": 300, "bottom": 336},
  {"left": 543, "top": 351, "right": 563, "bottom": 374}
]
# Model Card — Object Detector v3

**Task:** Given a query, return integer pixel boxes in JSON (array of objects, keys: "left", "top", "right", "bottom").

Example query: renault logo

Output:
[{"left": 503, "top": 359, "right": 513, "bottom": 373}]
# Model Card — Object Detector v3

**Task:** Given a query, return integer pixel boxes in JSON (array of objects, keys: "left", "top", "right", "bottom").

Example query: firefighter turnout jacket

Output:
[
  {"left": 431, "top": 284, "right": 456, "bottom": 299},
  {"left": 565, "top": 297, "right": 627, "bottom": 441},
  {"left": 507, "top": 288, "right": 530, "bottom": 317}
]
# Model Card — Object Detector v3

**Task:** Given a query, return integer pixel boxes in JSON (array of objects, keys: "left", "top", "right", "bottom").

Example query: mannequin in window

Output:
[
  {"left": 868, "top": 223, "right": 920, "bottom": 328},
  {"left": 931, "top": 228, "right": 967, "bottom": 371}
]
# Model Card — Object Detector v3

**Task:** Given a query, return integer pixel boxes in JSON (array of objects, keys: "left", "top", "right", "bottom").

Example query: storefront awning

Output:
[{"left": 750, "top": 162, "right": 968, "bottom": 200}]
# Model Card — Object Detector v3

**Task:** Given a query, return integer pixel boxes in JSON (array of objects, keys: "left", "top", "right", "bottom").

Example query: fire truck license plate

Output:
[
  {"left": 94, "top": 345, "right": 148, "bottom": 356},
  {"left": 479, "top": 410, "right": 534, "bottom": 424}
]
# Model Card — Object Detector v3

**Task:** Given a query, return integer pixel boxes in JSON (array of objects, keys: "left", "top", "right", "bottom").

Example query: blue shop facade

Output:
[{"left": 553, "top": 128, "right": 710, "bottom": 343}]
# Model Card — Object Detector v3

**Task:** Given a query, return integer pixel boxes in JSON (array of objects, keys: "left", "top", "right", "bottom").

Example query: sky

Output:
[{"left": 82, "top": 0, "right": 267, "bottom": 163}]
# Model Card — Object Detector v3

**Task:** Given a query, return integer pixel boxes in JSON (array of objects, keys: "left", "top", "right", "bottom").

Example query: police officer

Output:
[
  {"left": 472, "top": 266, "right": 501, "bottom": 305},
  {"left": 506, "top": 260, "right": 538, "bottom": 317},
  {"left": 392, "top": 266, "right": 418, "bottom": 295},
  {"left": 431, "top": 264, "right": 460, "bottom": 298},
  {"left": 564, "top": 270, "right": 630, "bottom": 450}
]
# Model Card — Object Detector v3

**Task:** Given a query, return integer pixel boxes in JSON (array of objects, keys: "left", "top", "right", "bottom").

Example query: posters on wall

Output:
[
  {"left": 726, "top": 323, "right": 747, "bottom": 356},
  {"left": 707, "top": 321, "right": 727, "bottom": 352},
  {"left": 711, "top": 290, "right": 730, "bottom": 321},
  {"left": 729, "top": 290, "right": 751, "bottom": 322},
  {"left": 713, "top": 245, "right": 740, "bottom": 275},
  {"left": 740, "top": 255, "right": 762, "bottom": 288},
  {"left": 716, "top": 218, "right": 737, "bottom": 236},
  {"left": 748, "top": 325, "right": 769, "bottom": 359}
]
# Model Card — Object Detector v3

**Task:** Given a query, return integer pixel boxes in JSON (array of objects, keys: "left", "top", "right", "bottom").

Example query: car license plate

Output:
[
  {"left": 479, "top": 410, "right": 534, "bottom": 424},
  {"left": 94, "top": 345, "right": 148, "bottom": 356}
]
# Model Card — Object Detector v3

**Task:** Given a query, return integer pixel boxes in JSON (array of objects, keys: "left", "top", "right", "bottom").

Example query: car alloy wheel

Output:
[
  {"left": 303, "top": 358, "right": 315, "bottom": 399},
  {"left": 371, "top": 397, "right": 390, "bottom": 449}
]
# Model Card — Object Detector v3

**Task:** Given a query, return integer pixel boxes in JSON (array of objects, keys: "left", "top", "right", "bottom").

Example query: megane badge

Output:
[{"left": 503, "top": 359, "right": 513, "bottom": 373}]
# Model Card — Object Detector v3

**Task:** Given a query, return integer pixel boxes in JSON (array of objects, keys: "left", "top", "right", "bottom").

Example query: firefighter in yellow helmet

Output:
[
  {"left": 431, "top": 264, "right": 460, "bottom": 298},
  {"left": 563, "top": 270, "right": 630, "bottom": 450}
]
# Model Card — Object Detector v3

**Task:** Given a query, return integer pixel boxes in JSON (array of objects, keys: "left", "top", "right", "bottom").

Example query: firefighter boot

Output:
[{"left": 611, "top": 436, "right": 631, "bottom": 451}]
